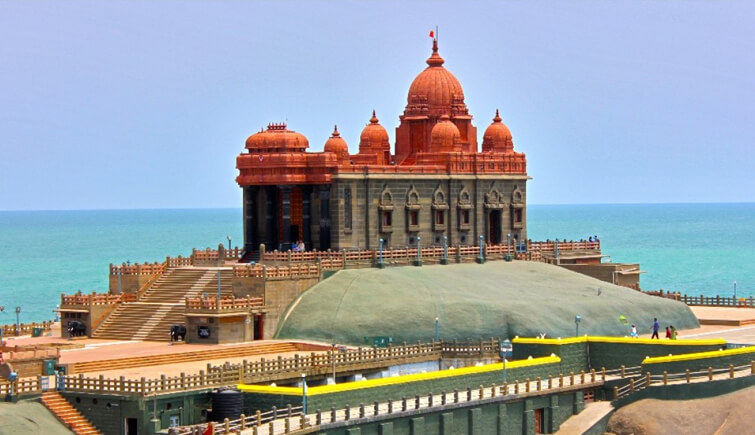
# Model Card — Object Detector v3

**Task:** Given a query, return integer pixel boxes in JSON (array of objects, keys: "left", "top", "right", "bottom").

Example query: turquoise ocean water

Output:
[{"left": 0, "top": 203, "right": 753, "bottom": 323}]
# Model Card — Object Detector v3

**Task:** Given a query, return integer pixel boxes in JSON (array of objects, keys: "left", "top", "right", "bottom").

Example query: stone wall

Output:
[
  {"left": 108, "top": 274, "right": 154, "bottom": 295},
  {"left": 329, "top": 175, "right": 527, "bottom": 251}
]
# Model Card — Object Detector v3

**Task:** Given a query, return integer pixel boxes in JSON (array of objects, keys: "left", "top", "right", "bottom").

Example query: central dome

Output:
[{"left": 406, "top": 40, "right": 466, "bottom": 115}]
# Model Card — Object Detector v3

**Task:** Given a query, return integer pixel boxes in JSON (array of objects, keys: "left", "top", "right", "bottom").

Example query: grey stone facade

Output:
[{"left": 242, "top": 174, "right": 528, "bottom": 252}]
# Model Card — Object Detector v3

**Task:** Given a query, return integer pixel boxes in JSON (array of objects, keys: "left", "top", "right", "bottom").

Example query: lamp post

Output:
[
  {"left": 414, "top": 236, "right": 422, "bottom": 266},
  {"left": 499, "top": 338, "right": 511, "bottom": 385},
  {"left": 477, "top": 235, "right": 485, "bottom": 264},
  {"left": 441, "top": 235, "right": 449, "bottom": 265},
  {"left": 227, "top": 235, "right": 232, "bottom": 251},
  {"left": 301, "top": 373, "right": 308, "bottom": 415},
  {"left": 506, "top": 233, "right": 512, "bottom": 261},
  {"left": 734, "top": 281, "right": 738, "bottom": 302},
  {"left": 378, "top": 238, "right": 385, "bottom": 269},
  {"left": 331, "top": 343, "right": 337, "bottom": 385},
  {"left": 435, "top": 317, "right": 440, "bottom": 342},
  {"left": 15, "top": 306, "right": 21, "bottom": 336},
  {"left": 575, "top": 315, "right": 582, "bottom": 337}
]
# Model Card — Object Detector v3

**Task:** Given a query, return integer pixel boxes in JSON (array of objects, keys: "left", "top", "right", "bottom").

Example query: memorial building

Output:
[{"left": 236, "top": 38, "right": 529, "bottom": 253}]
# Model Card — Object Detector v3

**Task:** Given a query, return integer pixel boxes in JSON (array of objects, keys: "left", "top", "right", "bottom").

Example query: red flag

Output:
[
  {"left": 202, "top": 422, "right": 214, "bottom": 435},
  {"left": 429, "top": 30, "right": 434, "bottom": 38}
]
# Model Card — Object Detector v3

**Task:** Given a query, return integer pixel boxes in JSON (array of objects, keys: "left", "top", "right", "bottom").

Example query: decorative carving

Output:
[
  {"left": 484, "top": 184, "right": 506, "bottom": 210},
  {"left": 405, "top": 185, "right": 421, "bottom": 211}
]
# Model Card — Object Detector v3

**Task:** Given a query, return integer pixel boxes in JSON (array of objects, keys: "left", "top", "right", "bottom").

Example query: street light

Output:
[
  {"left": 15, "top": 306, "right": 21, "bottom": 336},
  {"left": 435, "top": 317, "right": 440, "bottom": 342},
  {"left": 378, "top": 238, "right": 385, "bottom": 269},
  {"left": 574, "top": 315, "right": 582, "bottom": 337},
  {"left": 331, "top": 343, "right": 337, "bottom": 385},
  {"left": 506, "top": 233, "right": 512, "bottom": 262},
  {"left": 734, "top": 281, "right": 738, "bottom": 302},
  {"left": 477, "top": 235, "right": 485, "bottom": 264},
  {"left": 441, "top": 236, "right": 448, "bottom": 265},
  {"left": 227, "top": 235, "right": 232, "bottom": 251},
  {"left": 301, "top": 373, "right": 308, "bottom": 415},
  {"left": 499, "top": 338, "right": 512, "bottom": 385},
  {"left": 414, "top": 236, "right": 422, "bottom": 266}
]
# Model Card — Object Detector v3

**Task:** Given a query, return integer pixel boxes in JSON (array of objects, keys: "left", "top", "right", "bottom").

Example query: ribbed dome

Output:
[
  {"left": 406, "top": 40, "right": 466, "bottom": 115},
  {"left": 324, "top": 125, "right": 349, "bottom": 162},
  {"left": 481, "top": 109, "right": 514, "bottom": 153},
  {"left": 245, "top": 123, "right": 309, "bottom": 152},
  {"left": 359, "top": 110, "right": 390, "bottom": 154},
  {"left": 429, "top": 115, "right": 461, "bottom": 152}
]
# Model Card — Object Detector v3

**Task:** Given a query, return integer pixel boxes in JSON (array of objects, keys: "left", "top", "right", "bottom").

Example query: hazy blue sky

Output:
[{"left": 1, "top": 1, "right": 753, "bottom": 210}]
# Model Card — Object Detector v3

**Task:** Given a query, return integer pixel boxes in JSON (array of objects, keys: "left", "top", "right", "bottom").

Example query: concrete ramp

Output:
[{"left": 556, "top": 401, "right": 614, "bottom": 435}]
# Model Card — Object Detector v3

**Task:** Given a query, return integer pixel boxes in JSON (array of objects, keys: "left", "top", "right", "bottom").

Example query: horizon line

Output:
[{"left": 1, "top": 201, "right": 754, "bottom": 213}]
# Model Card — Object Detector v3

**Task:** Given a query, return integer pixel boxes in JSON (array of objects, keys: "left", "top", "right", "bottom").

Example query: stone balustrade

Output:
[
  {"left": 60, "top": 292, "right": 136, "bottom": 307},
  {"left": 233, "top": 264, "right": 321, "bottom": 280},
  {"left": 109, "top": 262, "right": 165, "bottom": 276},
  {"left": 0, "top": 321, "right": 54, "bottom": 337},
  {"left": 185, "top": 295, "right": 264, "bottom": 311}
]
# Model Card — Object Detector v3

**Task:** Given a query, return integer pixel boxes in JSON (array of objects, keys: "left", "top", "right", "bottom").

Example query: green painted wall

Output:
[
  {"left": 588, "top": 342, "right": 723, "bottom": 369},
  {"left": 244, "top": 362, "right": 562, "bottom": 412},
  {"left": 312, "top": 391, "right": 582, "bottom": 435},
  {"left": 641, "top": 353, "right": 755, "bottom": 375}
]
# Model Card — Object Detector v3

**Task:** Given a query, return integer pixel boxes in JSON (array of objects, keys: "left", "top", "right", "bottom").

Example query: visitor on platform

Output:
[
  {"left": 670, "top": 325, "right": 678, "bottom": 340},
  {"left": 650, "top": 318, "right": 660, "bottom": 339},
  {"left": 589, "top": 236, "right": 594, "bottom": 242},
  {"left": 292, "top": 240, "right": 301, "bottom": 252},
  {"left": 665, "top": 326, "right": 671, "bottom": 339},
  {"left": 297, "top": 240, "right": 305, "bottom": 252},
  {"left": 630, "top": 324, "right": 638, "bottom": 338}
]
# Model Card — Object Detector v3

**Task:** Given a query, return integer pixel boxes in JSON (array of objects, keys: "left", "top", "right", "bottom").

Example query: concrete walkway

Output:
[{"left": 556, "top": 401, "right": 614, "bottom": 435}]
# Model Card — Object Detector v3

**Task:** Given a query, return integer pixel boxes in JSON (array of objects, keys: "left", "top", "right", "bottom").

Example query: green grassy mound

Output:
[{"left": 274, "top": 261, "right": 699, "bottom": 346}]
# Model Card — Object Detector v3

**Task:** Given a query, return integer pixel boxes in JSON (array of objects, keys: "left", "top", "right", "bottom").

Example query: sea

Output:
[{"left": 0, "top": 203, "right": 753, "bottom": 323}]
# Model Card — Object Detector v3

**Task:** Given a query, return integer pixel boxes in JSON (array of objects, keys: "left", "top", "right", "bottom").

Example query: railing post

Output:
[
  {"left": 620, "top": 365, "right": 625, "bottom": 379},
  {"left": 330, "top": 407, "right": 336, "bottom": 423},
  {"left": 601, "top": 367, "right": 606, "bottom": 381},
  {"left": 730, "top": 364, "right": 735, "bottom": 378},
  {"left": 751, "top": 361, "right": 755, "bottom": 375},
  {"left": 374, "top": 401, "right": 379, "bottom": 416},
  {"left": 359, "top": 403, "right": 365, "bottom": 418},
  {"left": 708, "top": 367, "right": 713, "bottom": 381},
  {"left": 686, "top": 369, "right": 691, "bottom": 383},
  {"left": 646, "top": 372, "right": 651, "bottom": 386},
  {"left": 514, "top": 382, "right": 519, "bottom": 394},
  {"left": 548, "top": 376, "right": 553, "bottom": 389},
  {"left": 284, "top": 416, "right": 290, "bottom": 433},
  {"left": 613, "top": 386, "right": 618, "bottom": 400},
  {"left": 590, "top": 368, "right": 596, "bottom": 383},
  {"left": 630, "top": 378, "right": 635, "bottom": 392},
  {"left": 663, "top": 371, "right": 668, "bottom": 385},
  {"left": 580, "top": 370, "right": 585, "bottom": 384},
  {"left": 525, "top": 378, "right": 530, "bottom": 393},
  {"left": 345, "top": 404, "right": 351, "bottom": 420},
  {"left": 316, "top": 409, "right": 322, "bottom": 425},
  {"left": 256, "top": 410, "right": 262, "bottom": 426},
  {"left": 570, "top": 372, "right": 575, "bottom": 385},
  {"left": 559, "top": 373, "right": 563, "bottom": 388},
  {"left": 224, "top": 418, "right": 230, "bottom": 433},
  {"left": 240, "top": 414, "right": 246, "bottom": 429}
]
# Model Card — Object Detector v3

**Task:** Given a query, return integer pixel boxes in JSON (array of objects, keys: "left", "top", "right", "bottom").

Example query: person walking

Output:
[
  {"left": 650, "top": 318, "right": 660, "bottom": 339},
  {"left": 665, "top": 326, "right": 671, "bottom": 339},
  {"left": 630, "top": 324, "right": 638, "bottom": 338},
  {"left": 671, "top": 325, "right": 678, "bottom": 340}
]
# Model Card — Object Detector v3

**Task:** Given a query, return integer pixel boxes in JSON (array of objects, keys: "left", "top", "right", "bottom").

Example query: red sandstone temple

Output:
[{"left": 236, "top": 39, "right": 529, "bottom": 254}]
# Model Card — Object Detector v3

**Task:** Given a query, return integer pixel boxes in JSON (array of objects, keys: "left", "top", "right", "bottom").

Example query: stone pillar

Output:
[
  {"left": 302, "top": 186, "right": 312, "bottom": 249},
  {"left": 264, "top": 186, "right": 276, "bottom": 250},
  {"left": 319, "top": 186, "right": 331, "bottom": 251},
  {"left": 243, "top": 187, "right": 257, "bottom": 251},
  {"left": 280, "top": 186, "right": 292, "bottom": 250}
]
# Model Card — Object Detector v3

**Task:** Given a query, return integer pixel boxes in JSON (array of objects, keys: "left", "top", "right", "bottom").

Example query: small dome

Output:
[
  {"left": 245, "top": 122, "right": 309, "bottom": 152},
  {"left": 482, "top": 109, "right": 513, "bottom": 153},
  {"left": 324, "top": 125, "right": 349, "bottom": 162},
  {"left": 429, "top": 115, "right": 461, "bottom": 152},
  {"left": 406, "top": 40, "right": 466, "bottom": 115},
  {"left": 359, "top": 110, "right": 390, "bottom": 154}
]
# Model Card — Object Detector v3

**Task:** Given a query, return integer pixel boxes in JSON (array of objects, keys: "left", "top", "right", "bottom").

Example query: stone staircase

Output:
[
  {"left": 92, "top": 267, "right": 234, "bottom": 341},
  {"left": 41, "top": 391, "right": 101, "bottom": 435},
  {"left": 66, "top": 342, "right": 299, "bottom": 374}
]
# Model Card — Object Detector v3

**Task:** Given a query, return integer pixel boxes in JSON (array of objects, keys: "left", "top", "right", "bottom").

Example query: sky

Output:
[{"left": 1, "top": 0, "right": 754, "bottom": 210}]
